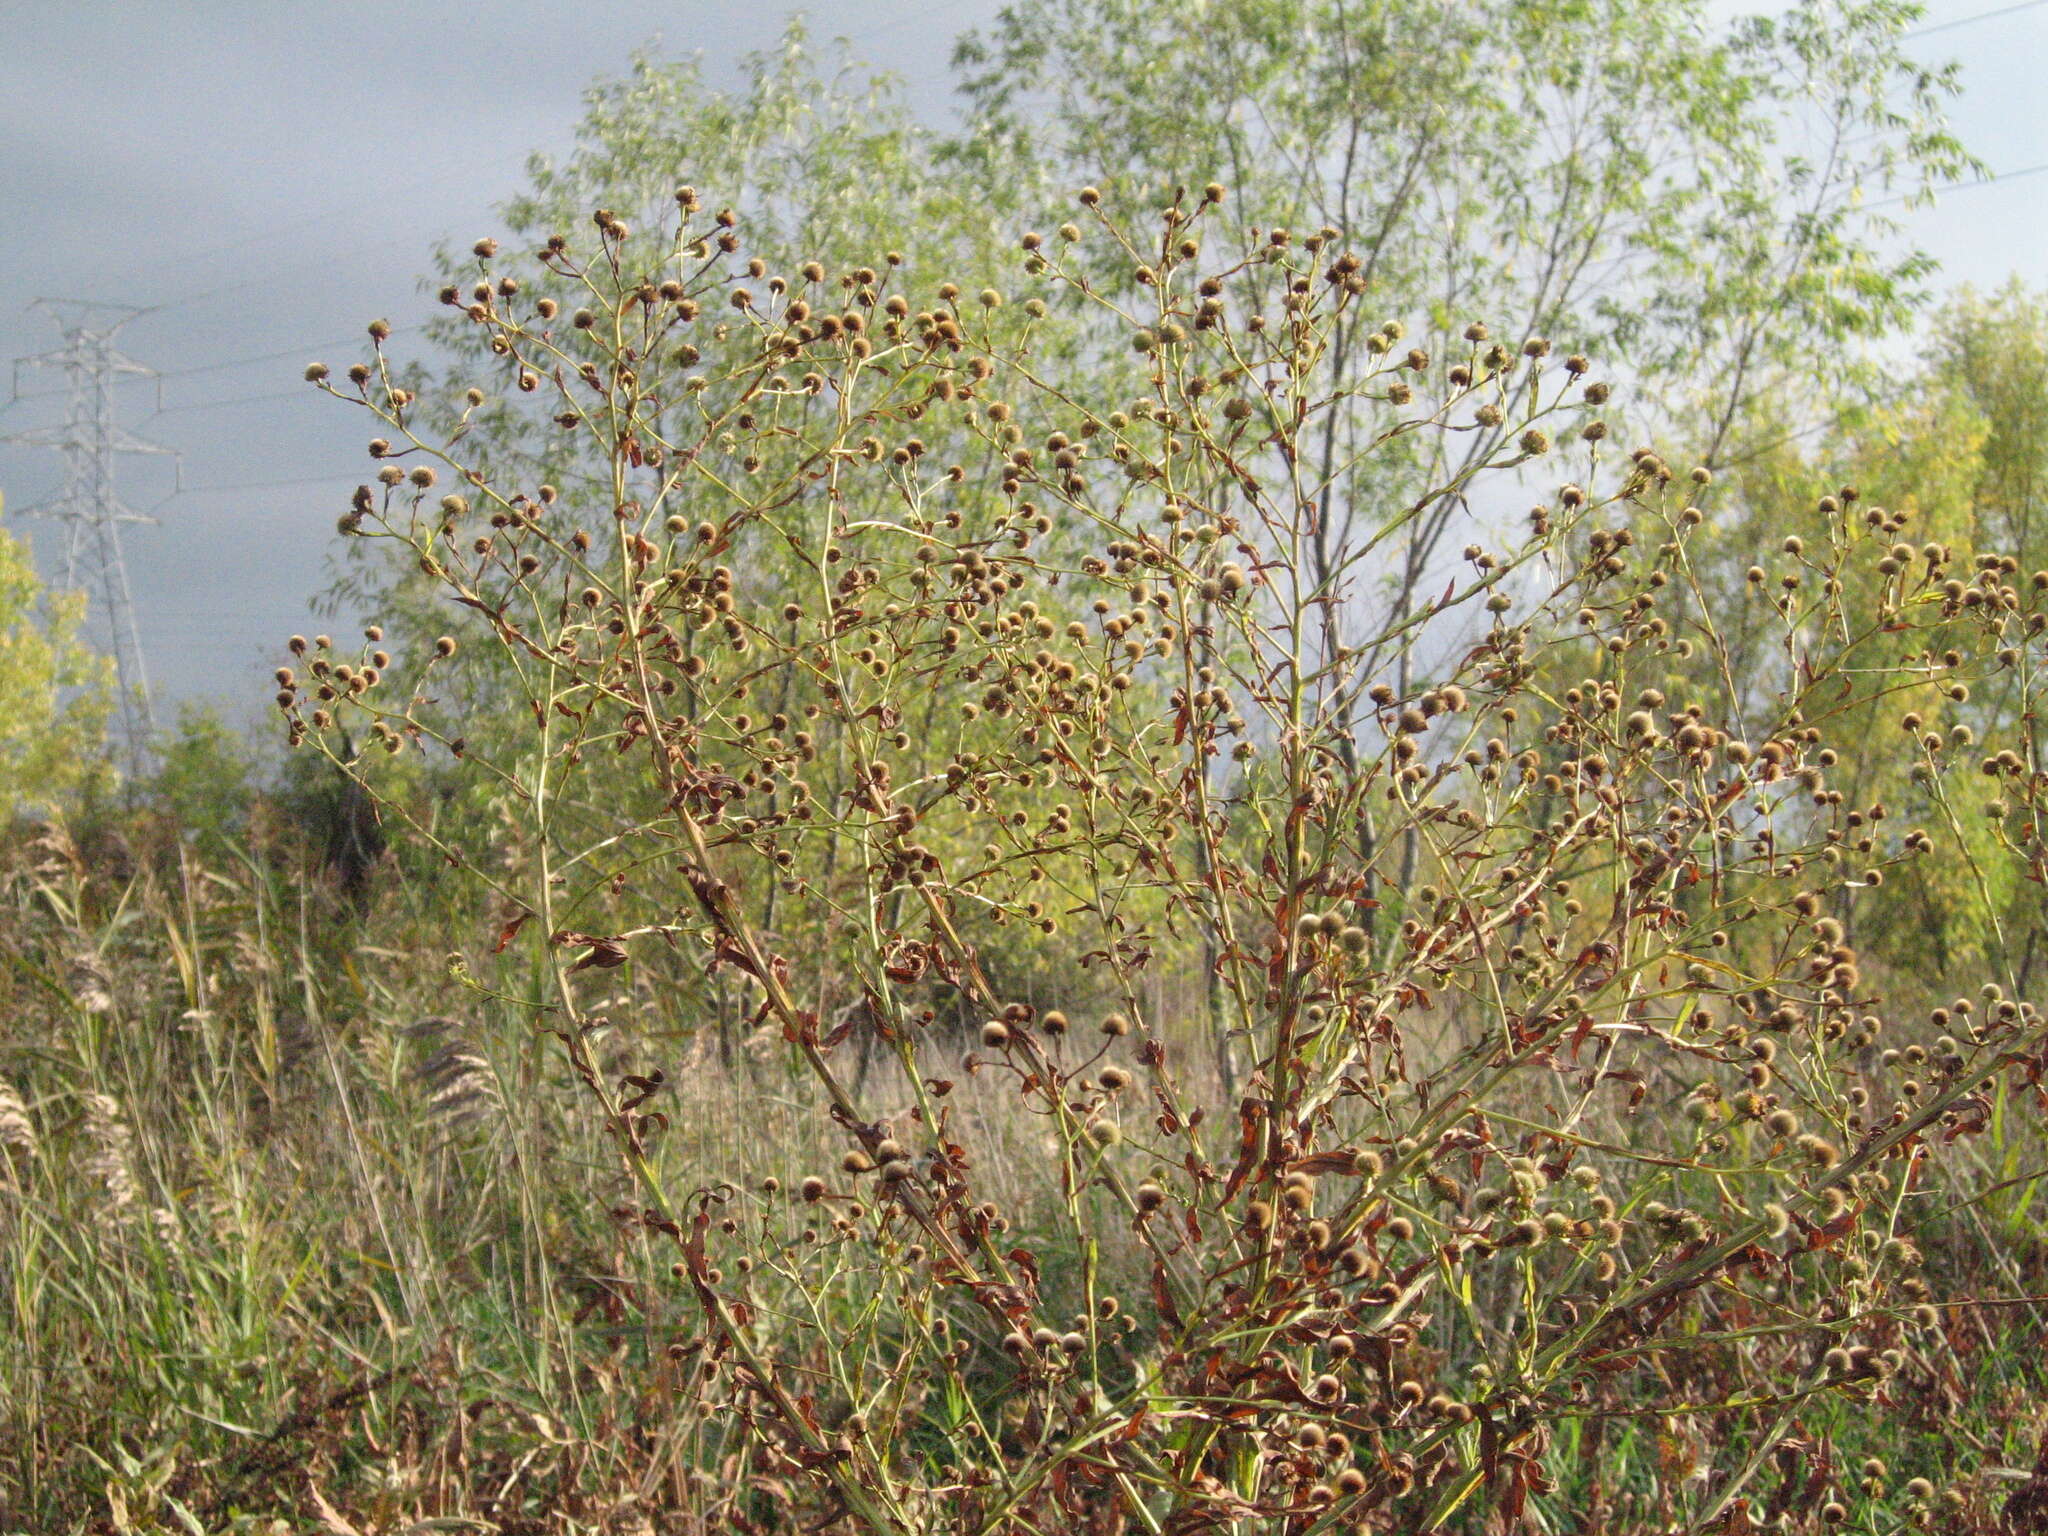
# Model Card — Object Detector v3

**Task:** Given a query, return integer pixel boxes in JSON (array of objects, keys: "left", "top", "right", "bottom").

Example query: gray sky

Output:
[{"left": 0, "top": 0, "right": 2042, "bottom": 722}]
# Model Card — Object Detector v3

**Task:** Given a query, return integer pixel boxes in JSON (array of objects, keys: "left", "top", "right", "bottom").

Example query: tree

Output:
[
  {"left": 329, "top": 19, "right": 1018, "bottom": 709},
  {"left": 322, "top": 1, "right": 1982, "bottom": 1082},
  {"left": 314, "top": 22, "right": 1154, "bottom": 1056},
  {"left": 1694, "top": 282, "right": 2048, "bottom": 998},
  {"left": 0, "top": 515, "right": 112, "bottom": 823},
  {"left": 949, "top": 0, "right": 1975, "bottom": 678},
  {"left": 946, "top": 0, "right": 1980, "bottom": 1034}
]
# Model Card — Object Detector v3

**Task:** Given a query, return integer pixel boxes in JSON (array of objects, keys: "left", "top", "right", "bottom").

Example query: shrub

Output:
[{"left": 291, "top": 183, "right": 2048, "bottom": 1533}]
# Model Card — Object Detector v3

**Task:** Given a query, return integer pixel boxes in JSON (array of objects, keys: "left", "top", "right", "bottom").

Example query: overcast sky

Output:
[{"left": 1, "top": 0, "right": 2043, "bottom": 723}]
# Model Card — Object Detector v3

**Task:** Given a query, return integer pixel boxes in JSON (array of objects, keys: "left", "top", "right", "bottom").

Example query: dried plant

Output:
[
  {"left": 288, "top": 182, "right": 2048, "bottom": 1534},
  {"left": 0, "top": 1079, "right": 34, "bottom": 1160},
  {"left": 404, "top": 1015, "right": 504, "bottom": 1132},
  {"left": 65, "top": 949, "right": 116, "bottom": 1016},
  {"left": 76, "top": 1090, "right": 139, "bottom": 1213}
]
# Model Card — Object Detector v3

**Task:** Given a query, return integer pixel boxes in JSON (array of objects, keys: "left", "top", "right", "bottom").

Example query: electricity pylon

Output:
[{"left": 3, "top": 301, "right": 177, "bottom": 775}]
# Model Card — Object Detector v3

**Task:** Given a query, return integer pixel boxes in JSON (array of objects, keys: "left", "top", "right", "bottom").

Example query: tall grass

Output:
[
  {"left": 0, "top": 815, "right": 1178, "bottom": 1530},
  {"left": 3, "top": 814, "right": 2045, "bottom": 1531}
]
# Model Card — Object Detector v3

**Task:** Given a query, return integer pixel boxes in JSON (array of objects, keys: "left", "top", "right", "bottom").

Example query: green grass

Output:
[{"left": 3, "top": 815, "right": 2044, "bottom": 1534}]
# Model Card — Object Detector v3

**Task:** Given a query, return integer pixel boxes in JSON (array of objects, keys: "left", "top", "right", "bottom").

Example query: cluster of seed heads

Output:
[{"left": 283, "top": 176, "right": 2048, "bottom": 1532}]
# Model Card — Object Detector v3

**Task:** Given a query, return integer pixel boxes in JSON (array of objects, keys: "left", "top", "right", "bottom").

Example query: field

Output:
[{"left": 6, "top": 5, "right": 2048, "bottom": 1533}]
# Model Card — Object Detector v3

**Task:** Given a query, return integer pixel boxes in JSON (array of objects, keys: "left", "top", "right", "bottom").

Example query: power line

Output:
[
  {"left": 142, "top": 387, "right": 307, "bottom": 420},
  {"left": 153, "top": 325, "right": 426, "bottom": 382},
  {"left": 1904, "top": 0, "right": 2048, "bottom": 39},
  {"left": 89, "top": 158, "right": 513, "bottom": 313},
  {"left": 151, "top": 471, "right": 362, "bottom": 507},
  {"left": 144, "top": 210, "right": 500, "bottom": 318},
  {"left": 1866, "top": 159, "right": 2048, "bottom": 208},
  {"left": 3, "top": 324, "right": 427, "bottom": 407}
]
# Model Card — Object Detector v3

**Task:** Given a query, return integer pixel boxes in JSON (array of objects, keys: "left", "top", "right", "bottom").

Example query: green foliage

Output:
[
  {"left": 953, "top": 0, "right": 1976, "bottom": 452},
  {"left": 146, "top": 702, "right": 258, "bottom": 847},
  {"left": 313, "top": 5, "right": 1989, "bottom": 1063},
  {"left": 314, "top": 21, "right": 1158, "bottom": 1018},
  {"left": 1698, "top": 282, "right": 2048, "bottom": 1000},
  {"left": 0, "top": 520, "right": 113, "bottom": 822},
  {"left": 332, "top": 20, "right": 1019, "bottom": 699}
]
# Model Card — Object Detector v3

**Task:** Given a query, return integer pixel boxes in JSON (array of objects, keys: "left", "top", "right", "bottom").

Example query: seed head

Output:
[
  {"left": 1796, "top": 1133, "right": 1840, "bottom": 1169},
  {"left": 0, "top": 1079, "right": 37, "bottom": 1157}
]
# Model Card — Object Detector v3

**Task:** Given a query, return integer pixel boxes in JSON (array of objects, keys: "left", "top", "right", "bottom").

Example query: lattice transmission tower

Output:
[{"left": 3, "top": 300, "right": 178, "bottom": 774}]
